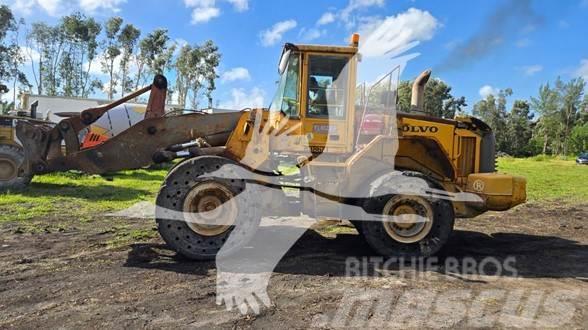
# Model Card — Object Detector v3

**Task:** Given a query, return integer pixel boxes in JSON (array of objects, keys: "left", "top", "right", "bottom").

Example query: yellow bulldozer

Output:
[{"left": 3, "top": 34, "right": 526, "bottom": 258}]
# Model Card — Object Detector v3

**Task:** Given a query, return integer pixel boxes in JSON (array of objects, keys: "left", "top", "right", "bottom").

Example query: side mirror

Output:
[{"left": 278, "top": 49, "right": 291, "bottom": 75}]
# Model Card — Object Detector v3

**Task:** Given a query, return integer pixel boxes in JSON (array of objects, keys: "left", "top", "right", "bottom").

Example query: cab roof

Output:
[{"left": 285, "top": 43, "right": 358, "bottom": 55}]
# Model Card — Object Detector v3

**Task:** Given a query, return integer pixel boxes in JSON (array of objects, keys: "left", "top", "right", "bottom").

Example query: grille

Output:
[{"left": 458, "top": 137, "right": 476, "bottom": 177}]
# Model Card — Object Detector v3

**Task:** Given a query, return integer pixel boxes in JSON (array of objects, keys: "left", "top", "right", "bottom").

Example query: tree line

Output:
[
  {"left": 0, "top": 5, "right": 220, "bottom": 111},
  {"left": 469, "top": 78, "right": 588, "bottom": 156}
]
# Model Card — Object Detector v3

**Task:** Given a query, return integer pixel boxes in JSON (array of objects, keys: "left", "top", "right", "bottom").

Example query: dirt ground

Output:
[{"left": 0, "top": 202, "right": 586, "bottom": 329}]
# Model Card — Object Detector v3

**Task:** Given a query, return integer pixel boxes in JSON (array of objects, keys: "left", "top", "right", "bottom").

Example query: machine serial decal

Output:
[{"left": 313, "top": 124, "right": 338, "bottom": 134}]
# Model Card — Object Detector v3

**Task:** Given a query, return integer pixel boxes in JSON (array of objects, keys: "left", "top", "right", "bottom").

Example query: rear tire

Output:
[
  {"left": 155, "top": 156, "right": 261, "bottom": 260},
  {"left": 359, "top": 172, "right": 454, "bottom": 258},
  {"left": 0, "top": 144, "right": 32, "bottom": 191}
]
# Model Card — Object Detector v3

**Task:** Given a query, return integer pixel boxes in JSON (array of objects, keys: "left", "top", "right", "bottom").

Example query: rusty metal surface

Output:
[
  {"left": 144, "top": 75, "right": 168, "bottom": 119},
  {"left": 15, "top": 120, "right": 54, "bottom": 174},
  {"left": 44, "top": 111, "right": 242, "bottom": 174}
]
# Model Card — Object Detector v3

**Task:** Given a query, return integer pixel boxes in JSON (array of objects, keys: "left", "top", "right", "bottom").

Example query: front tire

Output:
[
  {"left": 155, "top": 156, "right": 261, "bottom": 260},
  {"left": 0, "top": 144, "right": 33, "bottom": 191},
  {"left": 359, "top": 172, "right": 454, "bottom": 258}
]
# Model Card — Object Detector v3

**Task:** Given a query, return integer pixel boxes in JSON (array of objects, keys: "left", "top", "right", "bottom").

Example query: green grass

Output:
[
  {"left": 0, "top": 157, "right": 586, "bottom": 225},
  {"left": 497, "top": 156, "right": 588, "bottom": 202},
  {"left": 0, "top": 168, "right": 167, "bottom": 223}
]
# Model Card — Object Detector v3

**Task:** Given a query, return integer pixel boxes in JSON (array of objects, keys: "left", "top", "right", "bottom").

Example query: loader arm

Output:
[{"left": 15, "top": 75, "right": 242, "bottom": 175}]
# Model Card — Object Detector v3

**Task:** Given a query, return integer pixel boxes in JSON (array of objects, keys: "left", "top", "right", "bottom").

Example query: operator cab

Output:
[{"left": 268, "top": 38, "right": 360, "bottom": 155}]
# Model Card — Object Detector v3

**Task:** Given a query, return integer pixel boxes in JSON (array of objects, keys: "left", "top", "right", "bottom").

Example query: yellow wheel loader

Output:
[
  {"left": 154, "top": 34, "right": 526, "bottom": 259},
  {"left": 0, "top": 116, "right": 31, "bottom": 190},
  {"left": 0, "top": 102, "right": 46, "bottom": 190}
]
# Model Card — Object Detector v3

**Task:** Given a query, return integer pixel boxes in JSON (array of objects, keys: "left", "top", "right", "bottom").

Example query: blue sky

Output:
[{"left": 3, "top": 0, "right": 588, "bottom": 112}]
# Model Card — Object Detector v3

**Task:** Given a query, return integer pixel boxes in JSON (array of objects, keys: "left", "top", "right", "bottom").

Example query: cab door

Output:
[
  {"left": 300, "top": 53, "right": 355, "bottom": 155},
  {"left": 267, "top": 51, "right": 304, "bottom": 153}
]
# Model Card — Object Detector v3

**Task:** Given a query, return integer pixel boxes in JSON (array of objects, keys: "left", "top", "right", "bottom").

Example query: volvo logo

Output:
[{"left": 401, "top": 125, "right": 439, "bottom": 133}]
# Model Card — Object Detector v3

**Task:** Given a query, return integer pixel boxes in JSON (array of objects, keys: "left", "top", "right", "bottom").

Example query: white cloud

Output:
[
  {"left": 340, "top": 0, "right": 385, "bottom": 22},
  {"left": 260, "top": 20, "right": 297, "bottom": 47},
  {"left": 520, "top": 64, "right": 543, "bottom": 76},
  {"left": 17, "top": 0, "right": 62, "bottom": 16},
  {"left": 479, "top": 85, "right": 499, "bottom": 99},
  {"left": 184, "top": 0, "right": 215, "bottom": 7},
  {"left": 219, "top": 87, "right": 265, "bottom": 109},
  {"left": 11, "top": 0, "right": 125, "bottom": 16},
  {"left": 79, "top": 0, "right": 126, "bottom": 13},
  {"left": 184, "top": 0, "right": 248, "bottom": 24},
  {"left": 221, "top": 67, "right": 251, "bottom": 82},
  {"left": 575, "top": 59, "right": 588, "bottom": 80},
  {"left": 191, "top": 7, "right": 221, "bottom": 24},
  {"left": 37, "top": 0, "right": 61, "bottom": 15},
  {"left": 312, "top": 0, "right": 384, "bottom": 30},
  {"left": 227, "top": 0, "right": 248, "bottom": 12},
  {"left": 359, "top": 8, "right": 440, "bottom": 58},
  {"left": 299, "top": 28, "right": 325, "bottom": 42},
  {"left": 317, "top": 12, "right": 336, "bottom": 25},
  {"left": 11, "top": 0, "right": 35, "bottom": 16}
]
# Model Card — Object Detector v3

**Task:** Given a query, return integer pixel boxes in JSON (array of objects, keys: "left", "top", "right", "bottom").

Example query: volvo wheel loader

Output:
[
  {"left": 154, "top": 34, "right": 526, "bottom": 259},
  {"left": 6, "top": 34, "right": 526, "bottom": 258}
]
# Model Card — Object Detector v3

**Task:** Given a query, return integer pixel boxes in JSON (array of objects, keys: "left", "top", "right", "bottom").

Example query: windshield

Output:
[{"left": 269, "top": 53, "right": 300, "bottom": 117}]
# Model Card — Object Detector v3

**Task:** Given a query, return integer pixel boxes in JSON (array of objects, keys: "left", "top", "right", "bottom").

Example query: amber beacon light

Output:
[{"left": 350, "top": 33, "right": 360, "bottom": 47}]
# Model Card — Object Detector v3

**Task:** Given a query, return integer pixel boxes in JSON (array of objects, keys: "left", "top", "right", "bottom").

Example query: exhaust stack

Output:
[{"left": 411, "top": 69, "right": 432, "bottom": 114}]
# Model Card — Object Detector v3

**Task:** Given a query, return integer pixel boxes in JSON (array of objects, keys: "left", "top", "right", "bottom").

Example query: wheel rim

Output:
[
  {"left": 382, "top": 196, "right": 434, "bottom": 244},
  {"left": 0, "top": 157, "right": 18, "bottom": 181},
  {"left": 182, "top": 181, "right": 237, "bottom": 236}
]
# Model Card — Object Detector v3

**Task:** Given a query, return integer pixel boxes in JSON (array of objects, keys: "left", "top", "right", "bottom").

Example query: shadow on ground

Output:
[{"left": 125, "top": 228, "right": 588, "bottom": 280}]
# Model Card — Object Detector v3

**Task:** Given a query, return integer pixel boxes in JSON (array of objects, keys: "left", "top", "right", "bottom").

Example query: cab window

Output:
[
  {"left": 307, "top": 55, "right": 349, "bottom": 119},
  {"left": 269, "top": 53, "right": 300, "bottom": 117}
]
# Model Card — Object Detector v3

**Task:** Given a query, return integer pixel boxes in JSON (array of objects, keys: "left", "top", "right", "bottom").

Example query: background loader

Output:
[{"left": 0, "top": 100, "right": 47, "bottom": 190}]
